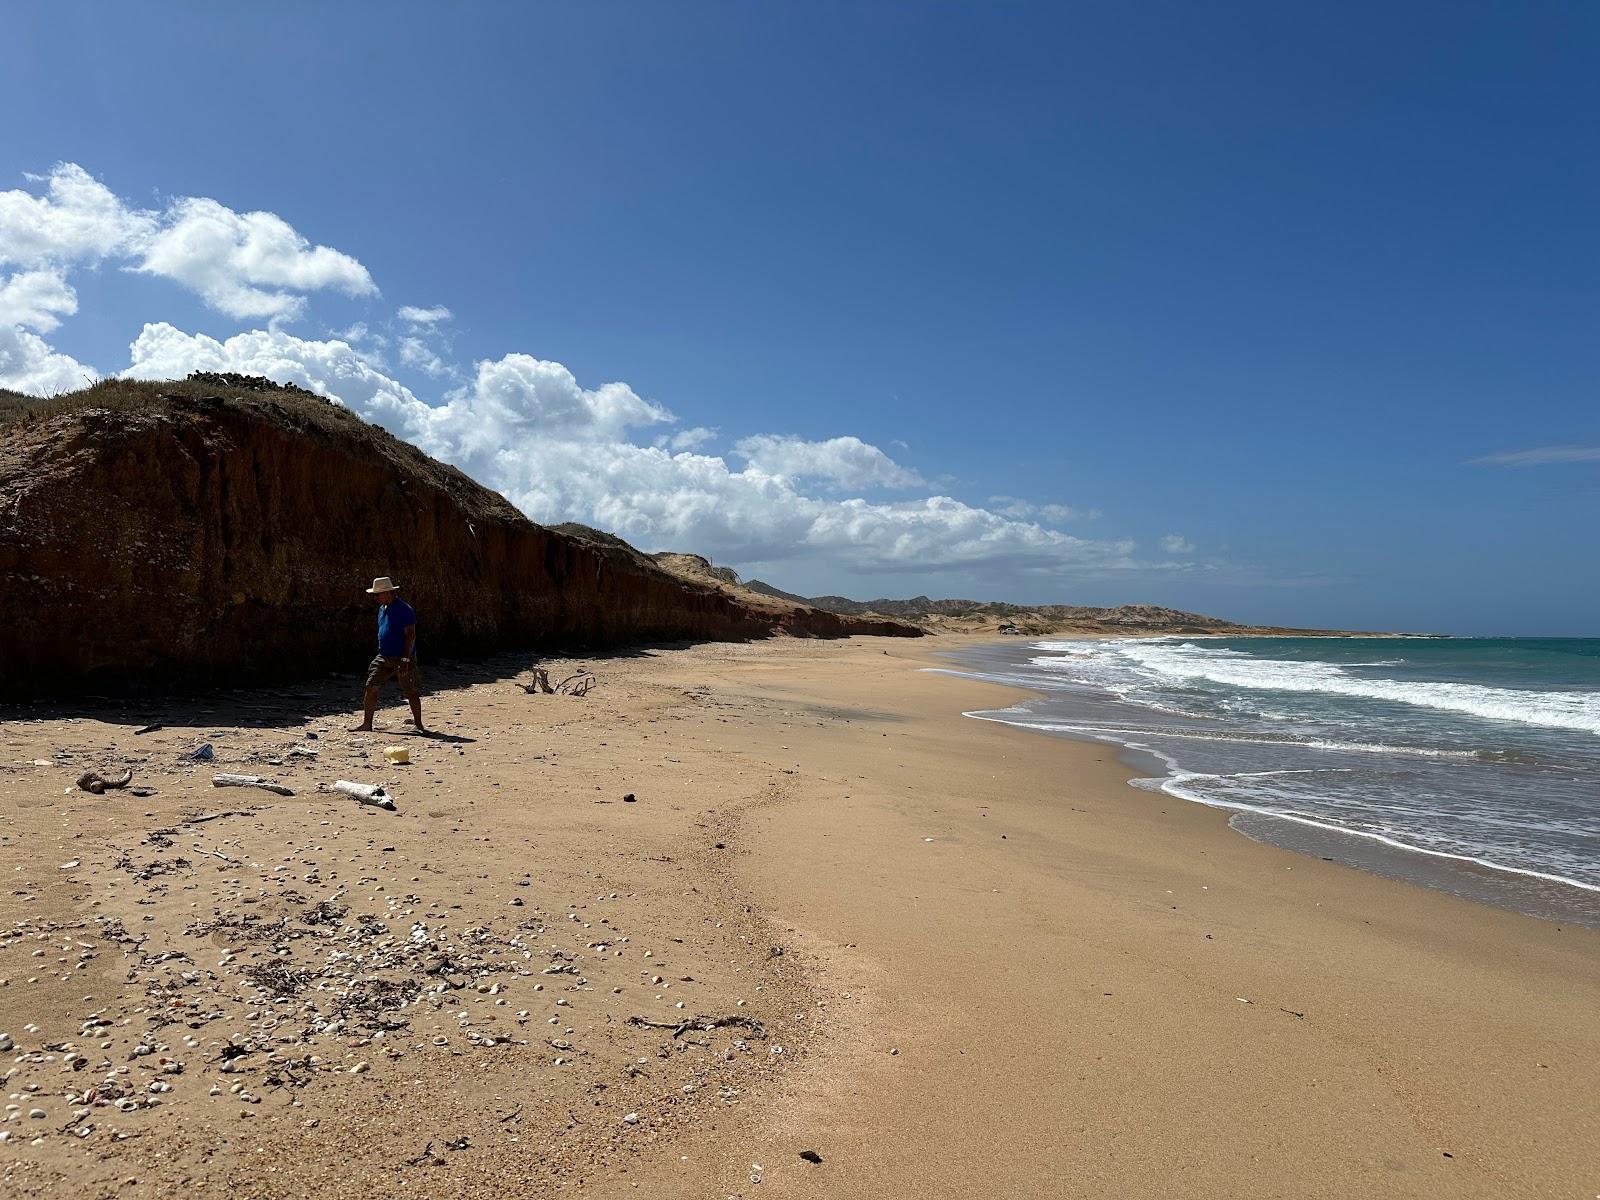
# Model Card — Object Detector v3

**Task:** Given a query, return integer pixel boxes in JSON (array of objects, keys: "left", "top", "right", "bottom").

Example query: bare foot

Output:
[{"left": 349, "top": 723, "right": 373, "bottom": 733}]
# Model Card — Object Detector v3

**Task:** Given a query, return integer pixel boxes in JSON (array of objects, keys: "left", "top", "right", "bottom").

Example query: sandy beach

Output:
[{"left": 2, "top": 634, "right": 1597, "bottom": 1199}]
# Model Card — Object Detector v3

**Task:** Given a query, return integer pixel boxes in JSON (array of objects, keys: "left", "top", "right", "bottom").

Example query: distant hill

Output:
[{"left": 742, "top": 581, "right": 1343, "bottom": 636}]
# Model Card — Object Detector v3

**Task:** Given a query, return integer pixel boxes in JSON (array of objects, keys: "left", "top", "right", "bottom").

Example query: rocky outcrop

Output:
[
  {"left": 647, "top": 552, "right": 919, "bottom": 640},
  {"left": 0, "top": 376, "right": 917, "bottom": 699}
]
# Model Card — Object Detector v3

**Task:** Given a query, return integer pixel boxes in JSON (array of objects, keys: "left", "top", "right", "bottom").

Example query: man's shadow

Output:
[{"left": 387, "top": 727, "right": 475, "bottom": 744}]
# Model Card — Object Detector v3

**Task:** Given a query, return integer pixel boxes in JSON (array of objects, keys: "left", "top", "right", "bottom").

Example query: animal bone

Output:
[{"left": 75, "top": 769, "right": 134, "bottom": 794}]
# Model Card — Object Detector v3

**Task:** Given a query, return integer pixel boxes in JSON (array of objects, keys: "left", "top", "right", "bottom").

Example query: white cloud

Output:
[
  {"left": 0, "top": 163, "right": 155, "bottom": 270},
  {"left": 1471, "top": 445, "right": 1600, "bottom": 467},
  {"left": 4, "top": 162, "right": 1173, "bottom": 583},
  {"left": 658, "top": 426, "right": 717, "bottom": 451},
  {"left": 463, "top": 352, "right": 672, "bottom": 440},
  {"left": 0, "top": 324, "right": 96, "bottom": 394},
  {"left": 398, "top": 304, "right": 451, "bottom": 324},
  {"left": 988, "top": 496, "right": 1100, "bottom": 523},
  {"left": 120, "top": 323, "right": 1138, "bottom": 574},
  {"left": 135, "top": 197, "right": 376, "bottom": 321},
  {"left": 0, "top": 165, "right": 143, "bottom": 388},
  {"left": 1159, "top": 534, "right": 1195, "bottom": 554},
  {"left": 399, "top": 335, "right": 449, "bottom": 377},
  {"left": 734, "top": 434, "right": 924, "bottom": 489},
  {"left": 2, "top": 163, "right": 376, "bottom": 325},
  {"left": 0, "top": 269, "right": 78, "bottom": 332}
]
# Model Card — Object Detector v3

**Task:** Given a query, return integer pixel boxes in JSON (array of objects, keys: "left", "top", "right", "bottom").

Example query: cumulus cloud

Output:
[
  {"left": 0, "top": 162, "right": 374, "bottom": 326},
  {"left": 398, "top": 304, "right": 451, "bottom": 324},
  {"left": 0, "top": 163, "right": 155, "bottom": 269},
  {"left": 0, "top": 163, "right": 378, "bottom": 391},
  {"left": 120, "top": 323, "right": 1137, "bottom": 574},
  {"left": 7, "top": 162, "right": 1169, "bottom": 581},
  {"left": 135, "top": 197, "right": 375, "bottom": 321},
  {"left": 734, "top": 434, "right": 924, "bottom": 489},
  {"left": 399, "top": 335, "right": 449, "bottom": 377},
  {"left": 0, "top": 165, "right": 141, "bottom": 389},
  {"left": 0, "top": 324, "right": 95, "bottom": 395},
  {"left": 0, "top": 269, "right": 78, "bottom": 332},
  {"left": 1159, "top": 533, "right": 1195, "bottom": 554}
]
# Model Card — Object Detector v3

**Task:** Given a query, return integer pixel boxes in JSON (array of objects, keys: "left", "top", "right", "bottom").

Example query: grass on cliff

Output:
[
  {"left": 0, "top": 373, "right": 531, "bottom": 525},
  {"left": 0, "top": 373, "right": 343, "bottom": 429}
]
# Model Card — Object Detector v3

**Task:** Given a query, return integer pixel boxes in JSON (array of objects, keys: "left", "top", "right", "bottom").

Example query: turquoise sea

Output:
[{"left": 942, "top": 636, "right": 1600, "bottom": 925}]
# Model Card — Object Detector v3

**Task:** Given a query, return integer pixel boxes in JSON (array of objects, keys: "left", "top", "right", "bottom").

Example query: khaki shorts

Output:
[{"left": 365, "top": 654, "right": 422, "bottom": 696}]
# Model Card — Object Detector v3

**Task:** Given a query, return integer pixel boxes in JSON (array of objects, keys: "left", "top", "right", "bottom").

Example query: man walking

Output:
[{"left": 352, "top": 576, "right": 425, "bottom": 732}]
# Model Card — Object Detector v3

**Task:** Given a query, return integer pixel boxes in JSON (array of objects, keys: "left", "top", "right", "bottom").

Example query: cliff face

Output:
[{"left": 0, "top": 377, "right": 916, "bottom": 698}]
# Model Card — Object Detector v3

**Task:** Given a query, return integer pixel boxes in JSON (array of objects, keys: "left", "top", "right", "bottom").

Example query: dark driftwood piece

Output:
[
  {"left": 625, "top": 1013, "right": 767, "bottom": 1039},
  {"left": 518, "top": 667, "right": 596, "bottom": 697}
]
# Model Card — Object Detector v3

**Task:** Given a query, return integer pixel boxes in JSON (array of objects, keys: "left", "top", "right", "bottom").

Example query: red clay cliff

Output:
[{"left": 0, "top": 375, "right": 917, "bottom": 698}]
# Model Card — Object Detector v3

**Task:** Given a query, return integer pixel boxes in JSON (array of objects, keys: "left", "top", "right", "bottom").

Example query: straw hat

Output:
[{"left": 365, "top": 576, "right": 401, "bottom": 594}]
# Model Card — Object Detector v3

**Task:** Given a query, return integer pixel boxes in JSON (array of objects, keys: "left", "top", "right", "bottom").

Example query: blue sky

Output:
[{"left": 3, "top": 3, "right": 1597, "bottom": 634}]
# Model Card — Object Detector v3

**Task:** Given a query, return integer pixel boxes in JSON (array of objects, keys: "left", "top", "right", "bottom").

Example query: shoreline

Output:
[
  {"left": 614, "top": 635, "right": 1600, "bottom": 1197},
  {"left": 3, "top": 634, "right": 1597, "bottom": 1197},
  {"left": 932, "top": 636, "right": 1600, "bottom": 929}
]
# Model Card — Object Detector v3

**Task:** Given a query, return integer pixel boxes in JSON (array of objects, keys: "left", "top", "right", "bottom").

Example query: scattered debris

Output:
[
  {"left": 406, "top": 1141, "right": 446, "bottom": 1167},
  {"left": 623, "top": 793, "right": 637, "bottom": 803},
  {"left": 134, "top": 723, "right": 163, "bottom": 736},
  {"left": 384, "top": 745, "right": 411, "bottom": 765},
  {"left": 800, "top": 1150, "right": 823, "bottom": 1164},
  {"left": 212, "top": 773, "right": 295, "bottom": 796},
  {"left": 189, "top": 743, "right": 215, "bottom": 762}
]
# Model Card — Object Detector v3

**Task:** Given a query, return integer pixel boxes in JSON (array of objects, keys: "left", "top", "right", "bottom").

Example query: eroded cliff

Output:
[{"left": 0, "top": 376, "right": 917, "bottom": 698}]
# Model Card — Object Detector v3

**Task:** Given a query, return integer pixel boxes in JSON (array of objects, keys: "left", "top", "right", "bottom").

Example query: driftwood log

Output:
[{"left": 211, "top": 773, "right": 294, "bottom": 797}]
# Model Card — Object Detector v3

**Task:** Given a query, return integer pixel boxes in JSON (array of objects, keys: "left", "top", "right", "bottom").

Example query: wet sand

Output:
[{"left": 2, "top": 636, "right": 1596, "bottom": 1198}]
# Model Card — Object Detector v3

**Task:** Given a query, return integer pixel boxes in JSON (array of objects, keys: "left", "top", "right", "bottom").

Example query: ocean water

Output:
[{"left": 938, "top": 636, "right": 1600, "bottom": 925}]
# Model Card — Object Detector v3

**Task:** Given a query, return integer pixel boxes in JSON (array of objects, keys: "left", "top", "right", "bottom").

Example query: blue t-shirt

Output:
[{"left": 377, "top": 599, "right": 417, "bottom": 658}]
